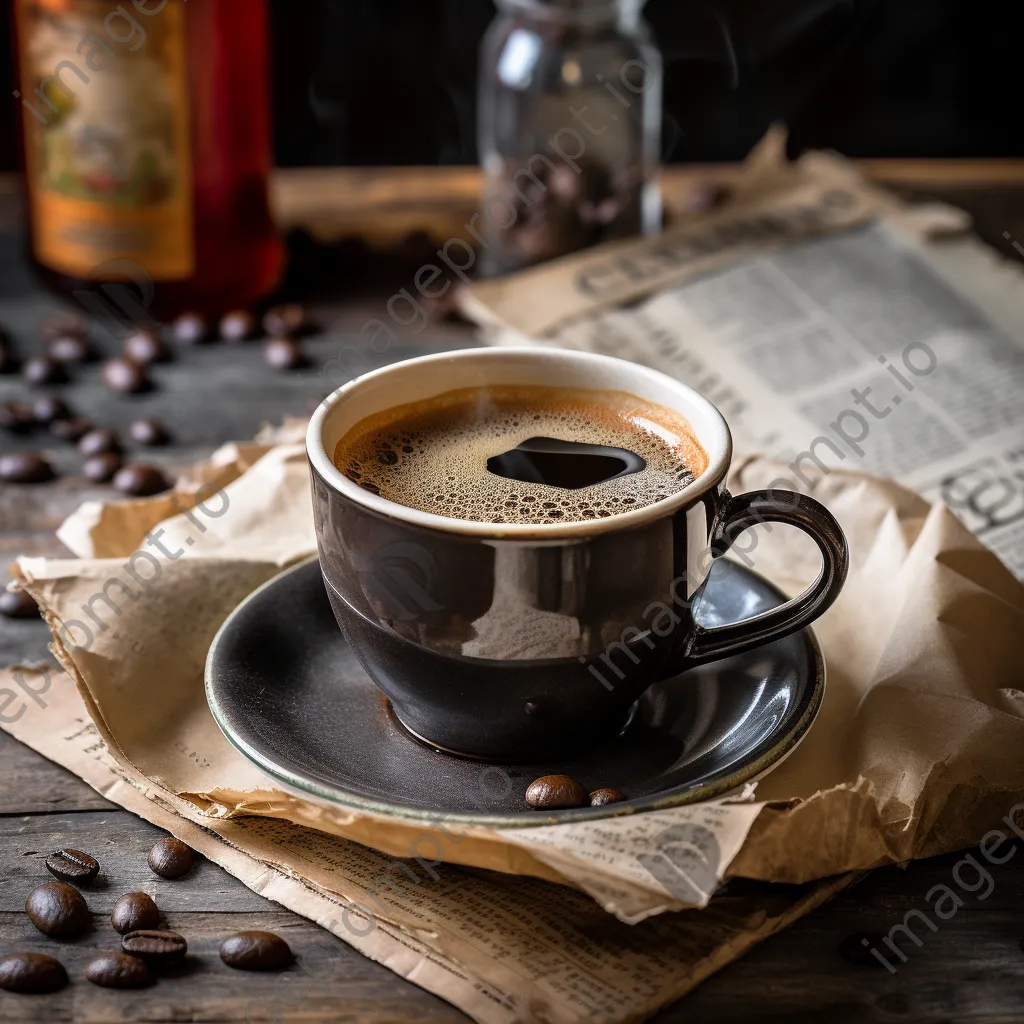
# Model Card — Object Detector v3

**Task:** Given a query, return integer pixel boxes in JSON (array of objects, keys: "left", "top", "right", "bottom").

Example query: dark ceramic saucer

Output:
[{"left": 206, "top": 558, "right": 824, "bottom": 826}]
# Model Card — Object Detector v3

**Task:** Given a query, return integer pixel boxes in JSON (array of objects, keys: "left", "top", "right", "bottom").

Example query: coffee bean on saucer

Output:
[
  {"left": 219, "top": 930, "right": 293, "bottom": 971},
  {"left": 103, "top": 357, "right": 152, "bottom": 394},
  {"left": 589, "top": 788, "right": 627, "bottom": 807},
  {"left": 39, "top": 311, "right": 85, "bottom": 341},
  {"left": 263, "top": 304, "right": 307, "bottom": 338},
  {"left": 25, "top": 881, "right": 90, "bottom": 938},
  {"left": 111, "top": 892, "right": 160, "bottom": 934},
  {"left": 839, "top": 933, "right": 890, "bottom": 967},
  {"left": 0, "top": 452, "right": 55, "bottom": 484},
  {"left": 0, "top": 953, "right": 68, "bottom": 994},
  {"left": 525, "top": 775, "right": 589, "bottom": 809},
  {"left": 85, "top": 953, "right": 154, "bottom": 989},
  {"left": 50, "top": 416, "right": 94, "bottom": 443},
  {"left": 48, "top": 333, "right": 95, "bottom": 364},
  {"left": 172, "top": 311, "right": 209, "bottom": 345},
  {"left": 83, "top": 452, "right": 123, "bottom": 483},
  {"left": 264, "top": 336, "right": 306, "bottom": 371},
  {"left": 23, "top": 355, "right": 67, "bottom": 387},
  {"left": 123, "top": 328, "right": 170, "bottom": 366},
  {"left": 46, "top": 848, "right": 100, "bottom": 884},
  {"left": 121, "top": 929, "right": 187, "bottom": 964},
  {"left": 78, "top": 427, "right": 121, "bottom": 457},
  {"left": 219, "top": 309, "right": 255, "bottom": 342},
  {"left": 114, "top": 463, "right": 171, "bottom": 497},
  {"left": 0, "top": 588, "right": 39, "bottom": 619},
  {"left": 130, "top": 418, "right": 171, "bottom": 446},
  {"left": 148, "top": 836, "right": 195, "bottom": 878},
  {"left": 0, "top": 401, "right": 35, "bottom": 434},
  {"left": 32, "top": 394, "right": 72, "bottom": 426}
]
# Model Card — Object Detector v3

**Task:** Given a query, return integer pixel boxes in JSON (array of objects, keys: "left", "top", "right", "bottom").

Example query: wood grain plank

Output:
[
  {"left": 0, "top": 910, "right": 465, "bottom": 1023},
  {"left": 674, "top": 843, "right": 1024, "bottom": 1024},
  {"left": 0, "top": 811, "right": 273, "bottom": 913},
  {"left": 0, "top": 733, "right": 112, "bottom": 815}
]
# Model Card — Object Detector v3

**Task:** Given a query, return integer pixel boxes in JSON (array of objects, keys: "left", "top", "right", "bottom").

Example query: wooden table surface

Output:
[{"left": 1, "top": 164, "right": 1023, "bottom": 1023}]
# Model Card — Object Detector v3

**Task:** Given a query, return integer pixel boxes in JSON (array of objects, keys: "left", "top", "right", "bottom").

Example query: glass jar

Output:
[{"left": 477, "top": 0, "right": 662, "bottom": 275}]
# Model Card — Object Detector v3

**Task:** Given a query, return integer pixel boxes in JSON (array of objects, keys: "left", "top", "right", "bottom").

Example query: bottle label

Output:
[{"left": 15, "top": 0, "right": 194, "bottom": 280}]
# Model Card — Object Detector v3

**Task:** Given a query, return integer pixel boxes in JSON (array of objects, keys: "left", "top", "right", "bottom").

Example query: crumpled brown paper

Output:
[
  {"left": 10, "top": 430, "right": 1024, "bottom": 907},
  {"left": 4, "top": 429, "right": 1023, "bottom": 1022}
]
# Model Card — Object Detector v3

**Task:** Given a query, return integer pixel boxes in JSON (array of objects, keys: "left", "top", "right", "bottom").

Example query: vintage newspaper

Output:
[
  {"left": 1, "top": 663, "right": 855, "bottom": 1024},
  {"left": 463, "top": 134, "right": 1024, "bottom": 579}
]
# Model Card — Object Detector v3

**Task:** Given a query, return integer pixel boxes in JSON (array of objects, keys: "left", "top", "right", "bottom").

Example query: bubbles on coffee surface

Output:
[{"left": 333, "top": 385, "right": 707, "bottom": 526}]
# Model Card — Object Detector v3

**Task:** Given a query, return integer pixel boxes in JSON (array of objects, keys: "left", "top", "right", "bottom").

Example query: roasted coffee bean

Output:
[
  {"left": 172, "top": 311, "right": 209, "bottom": 345},
  {"left": 264, "top": 336, "right": 306, "bottom": 371},
  {"left": 25, "top": 881, "right": 90, "bottom": 938},
  {"left": 589, "top": 788, "right": 627, "bottom": 807},
  {"left": 130, "top": 418, "right": 171, "bottom": 446},
  {"left": 148, "top": 836, "right": 195, "bottom": 878},
  {"left": 78, "top": 427, "right": 121, "bottom": 457},
  {"left": 102, "top": 357, "right": 152, "bottom": 394},
  {"left": 48, "top": 333, "right": 95, "bottom": 364},
  {"left": 219, "top": 309, "right": 255, "bottom": 342},
  {"left": 39, "top": 311, "right": 85, "bottom": 341},
  {"left": 0, "top": 588, "right": 39, "bottom": 619},
  {"left": 121, "top": 929, "right": 187, "bottom": 964},
  {"left": 83, "top": 452, "right": 124, "bottom": 484},
  {"left": 113, "top": 463, "right": 172, "bottom": 497},
  {"left": 85, "top": 952, "right": 154, "bottom": 989},
  {"left": 123, "top": 328, "right": 170, "bottom": 365},
  {"left": 45, "top": 848, "right": 100, "bottom": 884},
  {"left": 23, "top": 355, "right": 67, "bottom": 386},
  {"left": 32, "top": 394, "right": 72, "bottom": 425},
  {"left": 839, "top": 933, "right": 890, "bottom": 967},
  {"left": 0, "top": 953, "right": 68, "bottom": 994},
  {"left": 525, "top": 774, "right": 589, "bottom": 809},
  {"left": 0, "top": 452, "right": 55, "bottom": 484},
  {"left": 50, "top": 416, "right": 94, "bottom": 442},
  {"left": 0, "top": 401, "right": 35, "bottom": 434},
  {"left": 111, "top": 892, "right": 160, "bottom": 934},
  {"left": 219, "top": 930, "right": 293, "bottom": 971},
  {"left": 263, "top": 303, "right": 307, "bottom": 338}
]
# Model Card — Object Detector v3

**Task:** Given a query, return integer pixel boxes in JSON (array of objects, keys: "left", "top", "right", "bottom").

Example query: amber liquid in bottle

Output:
[{"left": 13, "top": 0, "right": 283, "bottom": 320}]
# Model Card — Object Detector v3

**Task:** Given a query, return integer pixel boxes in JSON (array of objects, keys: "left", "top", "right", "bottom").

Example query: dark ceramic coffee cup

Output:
[{"left": 307, "top": 347, "right": 848, "bottom": 761}]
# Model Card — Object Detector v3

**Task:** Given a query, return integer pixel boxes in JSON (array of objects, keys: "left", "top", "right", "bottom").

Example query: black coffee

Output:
[{"left": 334, "top": 385, "right": 707, "bottom": 525}]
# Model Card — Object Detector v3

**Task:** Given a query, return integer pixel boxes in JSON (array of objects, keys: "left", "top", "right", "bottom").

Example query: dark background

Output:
[{"left": 0, "top": 0, "right": 1021, "bottom": 170}]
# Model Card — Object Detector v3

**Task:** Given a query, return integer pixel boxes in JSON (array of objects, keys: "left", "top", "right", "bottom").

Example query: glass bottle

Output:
[
  {"left": 11, "top": 0, "right": 283, "bottom": 321},
  {"left": 477, "top": 0, "right": 662, "bottom": 275}
]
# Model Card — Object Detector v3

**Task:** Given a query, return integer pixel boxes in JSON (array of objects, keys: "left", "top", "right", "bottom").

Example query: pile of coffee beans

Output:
[
  {"left": 0, "top": 835, "right": 294, "bottom": 997},
  {"left": 525, "top": 775, "right": 628, "bottom": 809},
  {"left": 0, "top": 303, "right": 315, "bottom": 494}
]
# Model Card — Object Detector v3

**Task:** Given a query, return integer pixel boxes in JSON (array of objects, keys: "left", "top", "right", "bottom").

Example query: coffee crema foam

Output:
[{"left": 332, "top": 385, "right": 708, "bottom": 525}]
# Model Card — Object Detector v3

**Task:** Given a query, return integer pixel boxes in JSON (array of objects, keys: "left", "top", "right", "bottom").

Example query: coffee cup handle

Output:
[{"left": 683, "top": 489, "right": 849, "bottom": 668}]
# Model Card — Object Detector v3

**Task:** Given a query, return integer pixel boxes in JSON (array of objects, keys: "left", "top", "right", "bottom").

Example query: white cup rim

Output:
[{"left": 306, "top": 347, "right": 733, "bottom": 539}]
